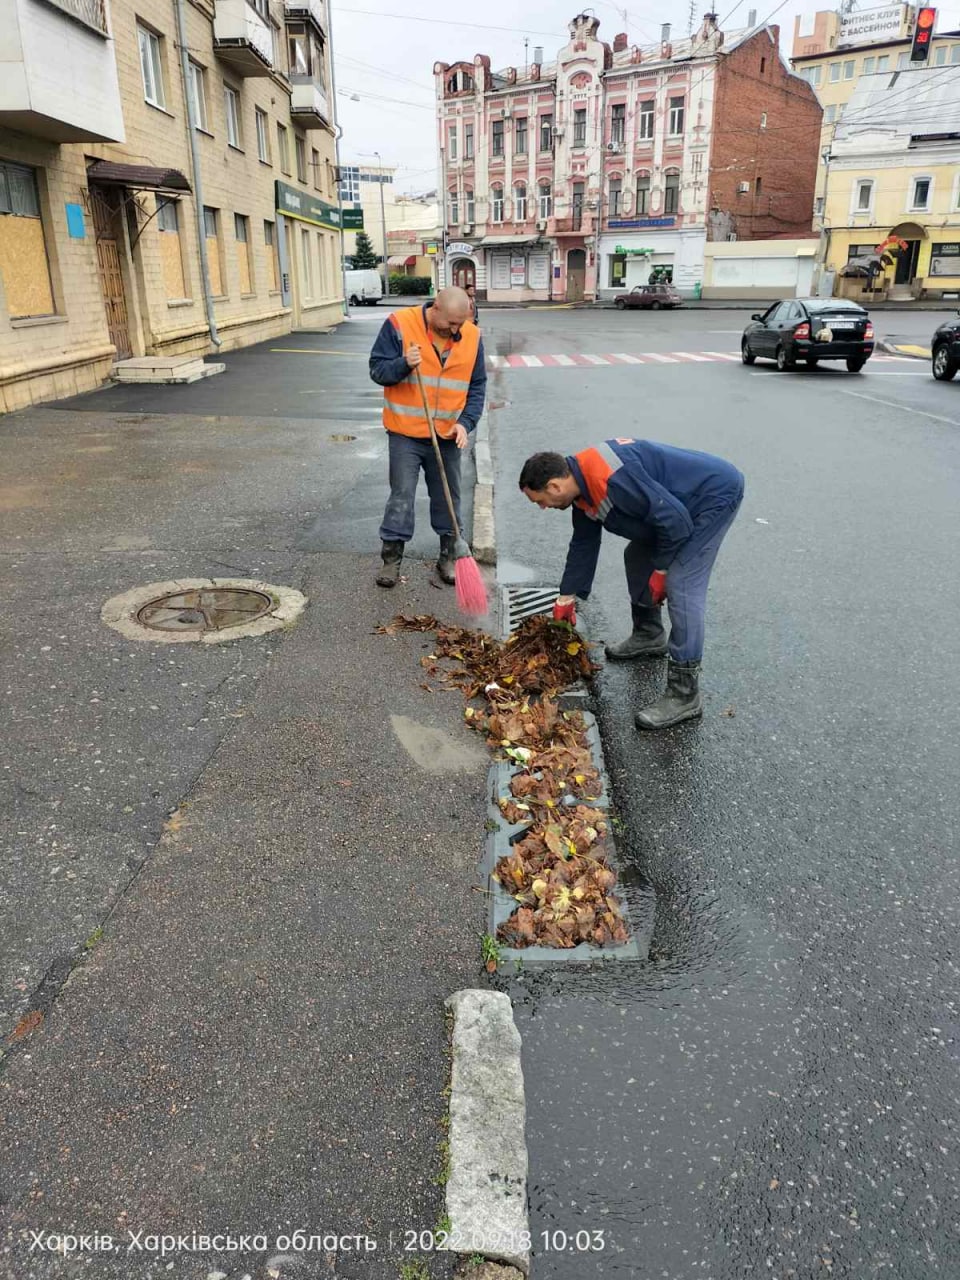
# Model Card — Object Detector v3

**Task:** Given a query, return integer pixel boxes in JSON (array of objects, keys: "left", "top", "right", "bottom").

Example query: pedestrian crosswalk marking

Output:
[{"left": 486, "top": 351, "right": 915, "bottom": 370}]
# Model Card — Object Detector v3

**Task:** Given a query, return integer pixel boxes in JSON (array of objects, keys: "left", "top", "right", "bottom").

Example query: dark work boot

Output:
[
  {"left": 635, "top": 660, "right": 703, "bottom": 730},
  {"left": 376, "top": 540, "right": 404, "bottom": 588},
  {"left": 436, "top": 534, "right": 457, "bottom": 585},
  {"left": 605, "top": 605, "right": 668, "bottom": 661}
]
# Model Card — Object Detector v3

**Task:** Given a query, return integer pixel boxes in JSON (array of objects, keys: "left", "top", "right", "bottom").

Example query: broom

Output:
[{"left": 413, "top": 366, "right": 489, "bottom": 618}]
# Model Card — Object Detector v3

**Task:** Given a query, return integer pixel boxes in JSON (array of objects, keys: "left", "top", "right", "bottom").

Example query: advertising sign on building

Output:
[
  {"left": 341, "top": 208, "right": 364, "bottom": 229},
  {"left": 447, "top": 241, "right": 475, "bottom": 255},
  {"left": 275, "top": 181, "right": 342, "bottom": 230},
  {"left": 838, "top": 4, "right": 906, "bottom": 46},
  {"left": 510, "top": 255, "right": 526, "bottom": 286},
  {"left": 930, "top": 243, "right": 960, "bottom": 275}
]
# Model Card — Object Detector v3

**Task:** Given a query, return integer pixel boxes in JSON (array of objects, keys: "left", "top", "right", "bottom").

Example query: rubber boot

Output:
[
  {"left": 605, "top": 604, "right": 668, "bottom": 661},
  {"left": 436, "top": 534, "right": 457, "bottom": 585},
  {"left": 635, "top": 660, "right": 703, "bottom": 730},
  {"left": 376, "top": 540, "right": 404, "bottom": 588}
]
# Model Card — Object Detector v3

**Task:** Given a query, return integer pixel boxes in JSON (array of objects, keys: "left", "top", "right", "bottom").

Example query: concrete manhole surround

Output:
[{"left": 101, "top": 578, "right": 308, "bottom": 644}]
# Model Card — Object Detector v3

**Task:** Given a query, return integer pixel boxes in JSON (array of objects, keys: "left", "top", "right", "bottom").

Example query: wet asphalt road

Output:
[{"left": 486, "top": 307, "right": 960, "bottom": 1279}]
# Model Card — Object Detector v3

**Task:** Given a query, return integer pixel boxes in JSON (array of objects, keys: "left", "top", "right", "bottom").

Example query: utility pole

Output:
[
  {"left": 373, "top": 150, "right": 389, "bottom": 295},
  {"left": 815, "top": 147, "right": 832, "bottom": 297},
  {"left": 326, "top": 0, "right": 349, "bottom": 314}
]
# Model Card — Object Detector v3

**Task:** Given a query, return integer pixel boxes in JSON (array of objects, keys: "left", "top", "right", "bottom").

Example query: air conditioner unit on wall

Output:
[
  {"left": 501, "top": 107, "right": 513, "bottom": 119},
  {"left": 738, "top": 181, "right": 750, "bottom": 193},
  {"left": 461, "top": 223, "right": 474, "bottom": 233},
  {"left": 536, "top": 218, "right": 548, "bottom": 230},
  {"left": 606, "top": 141, "right": 622, "bottom": 152}
]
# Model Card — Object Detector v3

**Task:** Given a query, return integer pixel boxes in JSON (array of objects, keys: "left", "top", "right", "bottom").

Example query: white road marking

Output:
[
  {"left": 609, "top": 353, "right": 645, "bottom": 364},
  {"left": 488, "top": 355, "right": 507, "bottom": 369},
  {"left": 641, "top": 352, "right": 679, "bottom": 363},
  {"left": 521, "top": 354, "right": 543, "bottom": 367},
  {"left": 838, "top": 388, "right": 960, "bottom": 426},
  {"left": 581, "top": 354, "right": 610, "bottom": 365},
  {"left": 551, "top": 353, "right": 576, "bottom": 366},
  {"left": 703, "top": 351, "right": 741, "bottom": 361},
  {"left": 671, "top": 352, "right": 713, "bottom": 362}
]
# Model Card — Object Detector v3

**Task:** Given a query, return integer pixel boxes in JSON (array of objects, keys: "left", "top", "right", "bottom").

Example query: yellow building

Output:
[
  {"left": 791, "top": 5, "right": 960, "bottom": 218},
  {"left": 0, "top": 0, "right": 341, "bottom": 412},
  {"left": 820, "top": 66, "right": 960, "bottom": 299}
]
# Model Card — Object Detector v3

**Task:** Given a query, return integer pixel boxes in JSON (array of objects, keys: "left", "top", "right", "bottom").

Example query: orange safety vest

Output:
[
  {"left": 382, "top": 305, "right": 480, "bottom": 440},
  {"left": 572, "top": 441, "right": 629, "bottom": 521}
]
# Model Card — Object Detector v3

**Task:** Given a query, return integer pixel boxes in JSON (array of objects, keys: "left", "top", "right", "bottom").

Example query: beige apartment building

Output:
[{"left": 0, "top": 0, "right": 341, "bottom": 412}]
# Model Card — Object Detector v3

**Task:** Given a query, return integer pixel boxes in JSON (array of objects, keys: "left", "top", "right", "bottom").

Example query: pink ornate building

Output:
[{"left": 434, "top": 11, "right": 820, "bottom": 301}]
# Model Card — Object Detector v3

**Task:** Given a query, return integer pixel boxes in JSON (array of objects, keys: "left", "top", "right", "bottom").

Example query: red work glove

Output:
[
  {"left": 552, "top": 596, "right": 577, "bottom": 625},
  {"left": 648, "top": 570, "right": 668, "bottom": 606}
]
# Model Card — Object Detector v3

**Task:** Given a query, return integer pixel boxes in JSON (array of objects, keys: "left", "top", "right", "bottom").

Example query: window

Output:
[
  {"left": 465, "top": 188, "right": 475, "bottom": 222},
  {"left": 854, "top": 179, "right": 874, "bottom": 212},
  {"left": 664, "top": 170, "right": 680, "bottom": 214},
  {"left": 898, "top": 51, "right": 910, "bottom": 68},
  {"left": 224, "top": 85, "right": 241, "bottom": 148},
  {"left": 449, "top": 125, "right": 458, "bottom": 159},
  {"left": 934, "top": 45, "right": 947, "bottom": 64},
  {"left": 235, "top": 213, "right": 253, "bottom": 293},
  {"left": 911, "top": 176, "right": 931, "bottom": 209},
  {"left": 515, "top": 116, "right": 528, "bottom": 153},
  {"left": 0, "top": 162, "right": 53, "bottom": 318},
  {"left": 491, "top": 185, "right": 504, "bottom": 222},
  {"left": 311, "top": 147, "right": 320, "bottom": 190},
  {"left": 636, "top": 173, "right": 650, "bottom": 214},
  {"left": 265, "top": 221, "right": 280, "bottom": 291},
  {"left": 810, "top": 64, "right": 822, "bottom": 85},
  {"left": 876, "top": 55, "right": 890, "bottom": 71},
  {"left": 829, "top": 61, "right": 841, "bottom": 81},
  {"left": 638, "top": 100, "right": 654, "bottom": 140},
  {"left": 608, "top": 177, "right": 622, "bottom": 216},
  {"left": 609, "top": 252, "right": 627, "bottom": 288},
  {"left": 611, "top": 104, "right": 626, "bottom": 144},
  {"left": 255, "top": 108, "right": 270, "bottom": 162},
  {"left": 539, "top": 115, "right": 553, "bottom": 151},
  {"left": 952, "top": 44, "right": 960, "bottom": 63},
  {"left": 187, "top": 60, "right": 208, "bottom": 130},
  {"left": 668, "top": 96, "right": 685, "bottom": 135},
  {"left": 755, "top": 176, "right": 763, "bottom": 199},
  {"left": 449, "top": 189, "right": 459, "bottom": 224},
  {"left": 301, "top": 227, "right": 313, "bottom": 299},
  {"left": 157, "top": 199, "right": 186, "bottom": 300},
  {"left": 339, "top": 165, "right": 359, "bottom": 202},
  {"left": 825, "top": 104, "right": 836, "bottom": 123},
  {"left": 295, "top": 134, "right": 307, "bottom": 183},
  {"left": 137, "top": 24, "right": 165, "bottom": 108},
  {"left": 203, "top": 206, "right": 224, "bottom": 295},
  {"left": 315, "top": 231, "right": 327, "bottom": 297},
  {"left": 572, "top": 181, "right": 584, "bottom": 229},
  {"left": 843, "top": 59, "right": 855, "bottom": 79},
  {"left": 760, "top": 111, "right": 767, "bottom": 129},
  {"left": 464, "top": 124, "right": 474, "bottom": 158},
  {"left": 514, "top": 183, "right": 527, "bottom": 220},
  {"left": 538, "top": 182, "right": 552, "bottom": 219},
  {"left": 277, "top": 123, "right": 290, "bottom": 174},
  {"left": 814, "top": 195, "right": 824, "bottom": 216},
  {"left": 446, "top": 69, "right": 473, "bottom": 94},
  {"left": 573, "top": 108, "right": 587, "bottom": 146},
  {"left": 492, "top": 119, "right": 504, "bottom": 156},
  {"left": 760, "top": 55, "right": 767, "bottom": 73},
  {"left": 863, "top": 56, "right": 876, "bottom": 73}
]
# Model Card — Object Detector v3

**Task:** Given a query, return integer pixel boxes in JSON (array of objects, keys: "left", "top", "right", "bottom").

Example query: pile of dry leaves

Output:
[{"left": 379, "top": 614, "right": 629, "bottom": 954}]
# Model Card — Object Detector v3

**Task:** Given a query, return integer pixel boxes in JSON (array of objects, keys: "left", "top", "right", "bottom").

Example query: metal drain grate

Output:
[
  {"left": 502, "top": 584, "right": 558, "bottom": 635},
  {"left": 136, "top": 587, "right": 273, "bottom": 633}
]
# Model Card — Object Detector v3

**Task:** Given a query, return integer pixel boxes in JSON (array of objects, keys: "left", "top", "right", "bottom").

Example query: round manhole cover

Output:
[{"left": 136, "top": 587, "right": 274, "bottom": 633}]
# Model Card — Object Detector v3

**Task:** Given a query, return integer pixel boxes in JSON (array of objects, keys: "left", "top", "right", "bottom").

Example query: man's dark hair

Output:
[{"left": 518, "top": 452, "right": 570, "bottom": 492}]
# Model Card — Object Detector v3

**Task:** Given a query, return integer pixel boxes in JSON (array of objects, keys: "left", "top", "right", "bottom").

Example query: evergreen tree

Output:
[{"left": 352, "top": 231, "right": 379, "bottom": 270}]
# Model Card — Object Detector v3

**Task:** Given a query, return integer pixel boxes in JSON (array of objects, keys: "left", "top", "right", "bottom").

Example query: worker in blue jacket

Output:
[{"left": 519, "top": 438, "right": 744, "bottom": 730}]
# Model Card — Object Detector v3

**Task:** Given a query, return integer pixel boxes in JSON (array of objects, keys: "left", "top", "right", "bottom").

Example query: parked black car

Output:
[
  {"left": 742, "top": 299, "right": 875, "bottom": 372},
  {"left": 931, "top": 313, "right": 960, "bottom": 381}
]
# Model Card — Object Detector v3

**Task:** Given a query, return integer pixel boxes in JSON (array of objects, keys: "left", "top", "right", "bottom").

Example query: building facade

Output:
[
  {"left": 821, "top": 66, "right": 960, "bottom": 299},
  {"left": 0, "top": 0, "right": 341, "bottom": 413},
  {"left": 434, "top": 11, "right": 820, "bottom": 303},
  {"left": 339, "top": 162, "right": 395, "bottom": 263},
  {"left": 791, "top": 5, "right": 960, "bottom": 220}
]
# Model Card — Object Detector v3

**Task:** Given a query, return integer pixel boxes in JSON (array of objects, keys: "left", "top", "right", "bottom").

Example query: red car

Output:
[{"left": 614, "top": 283, "right": 683, "bottom": 310}]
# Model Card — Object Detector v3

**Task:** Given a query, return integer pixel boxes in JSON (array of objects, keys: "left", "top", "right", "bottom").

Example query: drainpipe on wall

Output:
[
  {"left": 326, "top": 0, "right": 350, "bottom": 315},
  {"left": 174, "top": 0, "right": 220, "bottom": 349}
]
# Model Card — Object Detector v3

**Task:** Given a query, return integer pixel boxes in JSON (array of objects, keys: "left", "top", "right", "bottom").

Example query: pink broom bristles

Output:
[{"left": 454, "top": 554, "right": 488, "bottom": 617}]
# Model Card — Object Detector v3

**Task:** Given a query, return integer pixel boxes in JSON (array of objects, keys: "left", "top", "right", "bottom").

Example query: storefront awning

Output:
[
  {"left": 387, "top": 254, "right": 417, "bottom": 266},
  {"left": 86, "top": 160, "right": 191, "bottom": 193},
  {"left": 478, "top": 235, "right": 541, "bottom": 247}
]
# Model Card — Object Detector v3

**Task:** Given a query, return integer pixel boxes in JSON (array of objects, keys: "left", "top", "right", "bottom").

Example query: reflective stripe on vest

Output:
[
  {"left": 382, "top": 305, "right": 480, "bottom": 439},
  {"left": 573, "top": 441, "right": 624, "bottom": 521}
]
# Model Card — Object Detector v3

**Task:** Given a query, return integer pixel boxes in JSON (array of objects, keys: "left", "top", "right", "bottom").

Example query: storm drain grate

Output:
[
  {"left": 136, "top": 587, "right": 273, "bottom": 633},
  {"left": 501, "top": 584, "right": 558, "bottom": 636}
]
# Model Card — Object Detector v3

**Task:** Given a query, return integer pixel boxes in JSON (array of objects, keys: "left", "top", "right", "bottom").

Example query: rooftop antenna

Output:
[{"left": 688, "top": 0, "right": 696, "bottom": 33}]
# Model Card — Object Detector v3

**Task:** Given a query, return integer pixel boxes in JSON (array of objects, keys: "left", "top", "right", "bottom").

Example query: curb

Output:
[
  {"left": 443, "top": 989, "right": 530, "bottom": 1275},
  {"left": 879, "top": 340, "right": 930, "bottom": 360},
  {"left": 472, "top": 418, "right": 497, "bottom": 566}
]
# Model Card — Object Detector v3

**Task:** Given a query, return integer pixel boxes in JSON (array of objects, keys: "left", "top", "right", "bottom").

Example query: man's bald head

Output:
[{"left": 428, "top": 287, "right": 473, "bottom": 338}]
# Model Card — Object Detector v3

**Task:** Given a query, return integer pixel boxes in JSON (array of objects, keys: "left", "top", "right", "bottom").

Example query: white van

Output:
[{"left": 344, "top": 269, "right": 383, "bottom": 307}]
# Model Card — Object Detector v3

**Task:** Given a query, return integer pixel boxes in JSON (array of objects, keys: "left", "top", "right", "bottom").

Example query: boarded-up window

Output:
[
  {"left": 0, "top": 161, "right": 54, "bottom": 318},
  {"left": 235, "top": 213, "right": 252, "bottom": 294},
  {"left": 157, "top": 198, "right": 186, "bottom": 300},
  {"left": 301, "top": 227, "right": 313, "bottom": 299},
  {"left": 203, "top": 205, "right": 223, "bottom": 295},
  {"left": 264, "top": 220, "right": 280, "bottom": 290},
  {"left": 315, "top": 231, "right": 326, "bottom": 297}
]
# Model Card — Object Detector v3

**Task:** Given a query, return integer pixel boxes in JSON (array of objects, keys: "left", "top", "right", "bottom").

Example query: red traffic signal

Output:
[{"left": 911, "top": 6, "right": 937, "bottom": 61}]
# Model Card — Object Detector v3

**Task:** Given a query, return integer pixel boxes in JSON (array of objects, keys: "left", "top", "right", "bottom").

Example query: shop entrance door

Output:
[
  {"left": 566, "top": 248, "right": 586, "bottom": 302},
  {"left": 90, "top": 184, "right": 132, "bottom": 359},
  {"left": 452, "top": 258, "right": 475, "bottom": 290}
]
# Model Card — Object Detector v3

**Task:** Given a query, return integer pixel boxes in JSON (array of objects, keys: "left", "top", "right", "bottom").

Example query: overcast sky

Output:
[{"left": 330, "top": 0, "right": 960, "bottom": 195}]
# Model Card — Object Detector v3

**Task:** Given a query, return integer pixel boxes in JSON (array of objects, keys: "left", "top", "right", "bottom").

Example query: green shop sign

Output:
[
  {"left": 341, "top": 208, "right": 364, "bottom": 229},
  {"left": 614, "top": 245, "right": 656, "bottom": 256},
  {"left": 275, "top": 181, "right": 342, "bottom": 231}
]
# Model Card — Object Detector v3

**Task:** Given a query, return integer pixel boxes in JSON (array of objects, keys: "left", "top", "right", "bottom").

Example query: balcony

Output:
[
  {"left": 290, "top": 76, "right": 331, "bottom": 130},
  {"left": 553, "top": 213, "right": 594, "bottom": 235},
  {"left": 214, "top": 0, "right": 273, "bottom": 76},
  {"left": 0, "top": 0, "right": 123, "bottom": 140},
  {"left": 284, "top": 0, "right": 325, "bottom": 35}
]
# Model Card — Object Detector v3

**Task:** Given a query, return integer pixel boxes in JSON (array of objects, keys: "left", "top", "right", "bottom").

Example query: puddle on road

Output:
[{"left": 389, "top": 714, "right": 486, "bottom": 773}]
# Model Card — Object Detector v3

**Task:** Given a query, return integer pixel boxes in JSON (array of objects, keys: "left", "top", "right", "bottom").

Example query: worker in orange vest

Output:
[{"left": 369, "top": 287, "right": 486, "bottom": 587}]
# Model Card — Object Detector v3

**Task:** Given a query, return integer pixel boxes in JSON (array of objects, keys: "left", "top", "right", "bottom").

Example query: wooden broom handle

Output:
[{"left": 413, "top": 366, "right": 462, "bottom": 541}]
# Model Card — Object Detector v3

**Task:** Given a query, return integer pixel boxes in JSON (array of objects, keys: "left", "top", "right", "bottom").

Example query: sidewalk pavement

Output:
[{"left": 0, "top": 372, "right": 493, "bottom": 1278}]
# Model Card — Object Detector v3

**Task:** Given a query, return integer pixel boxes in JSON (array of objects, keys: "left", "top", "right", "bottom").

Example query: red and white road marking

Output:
[{"left": 486, "top": 351, "right": 915, "bottom": 370}]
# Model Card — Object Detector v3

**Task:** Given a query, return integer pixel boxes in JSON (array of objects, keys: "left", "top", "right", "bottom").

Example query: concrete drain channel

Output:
[{"left": 101, "top": 578, "right": 307, "bottom": 644}]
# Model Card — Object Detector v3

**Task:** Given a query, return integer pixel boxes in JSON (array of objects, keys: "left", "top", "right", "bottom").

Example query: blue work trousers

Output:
[
  {"left": 379, "top": 431, "right": 462, "bottom": 543},
  {"left": 623, "top": 488, "right": 744, "bottom": 662}
]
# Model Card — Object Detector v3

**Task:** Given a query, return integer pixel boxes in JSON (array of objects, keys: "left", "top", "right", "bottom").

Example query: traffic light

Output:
[{"left": 911, "top": 6, "right": 937, "bottom": 62}]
